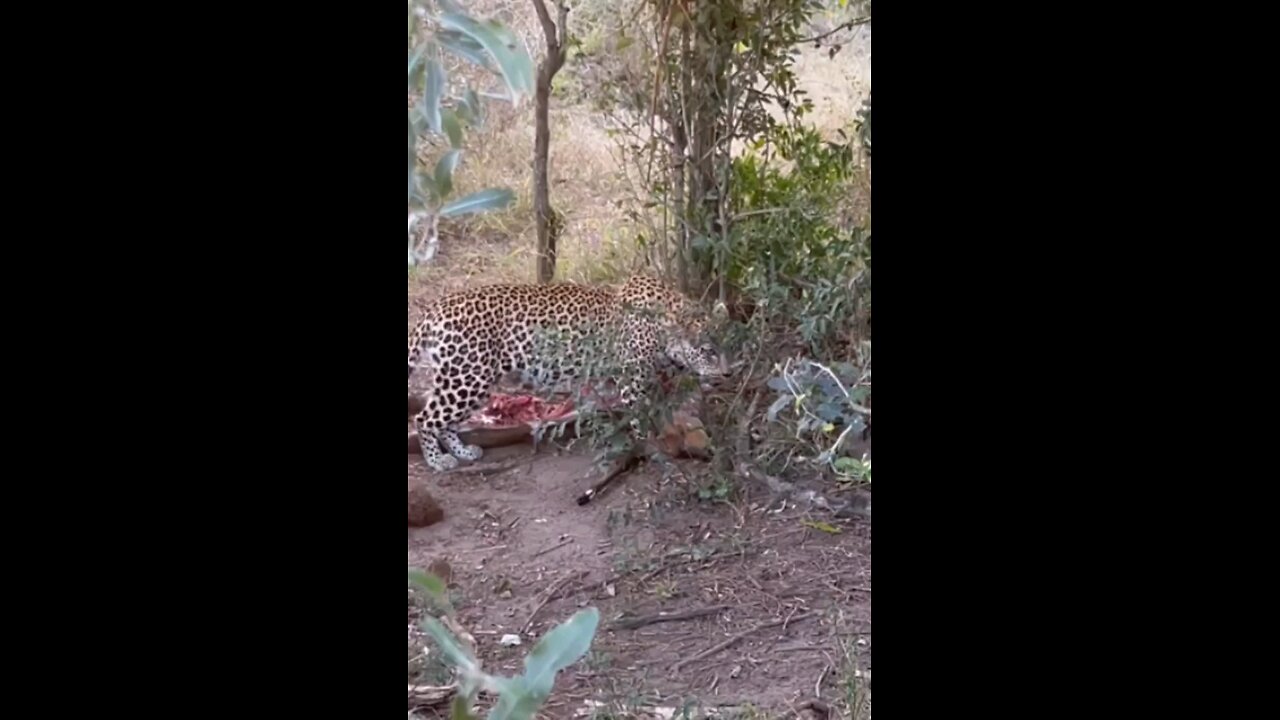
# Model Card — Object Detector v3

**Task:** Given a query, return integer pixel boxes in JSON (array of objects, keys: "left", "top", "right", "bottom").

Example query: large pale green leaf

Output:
[
  {"left": 438, "top": 13, "right": 535, "bottom": 102},
  {"left": 409, "top": 567, "right": 456, "bottom": 611},
  {"left": 408, "top": 42, "right": 428, "bottom": 79},
  {"left": 419, "top": 615, "right": 476, "bottom": 670},
  {"left": 486, "top": 677, "right": 541, "bottom": 720},
  {"left": 450, "top": 695, "right": 475, "bottom": 720},
  {"left": 435, "top": 150, "right": 462, "bottom": 200},
  {"left": 408, "top": 568, "right": 446, "bottom": 597},
  {"left": 439, "top": 188, "right": 516, "bottom": 217},
  {"left": 520, "top": 608, "right": 599, "bottom": 698},
  {"left": 416, "top": 168, "right": 440, "bottom": 207},
  {"left": 450, "top": 88, "right": 486, "bottom": 130},
  {"left": 441, "top": 107, "right": 464, "bottom": 148},
  {"left": 410, "top": 105, "right": 435, "bottom": 138},
  {"left": 454, "top": 94, "right": 476, "bottom": 126},
  {"left": 466, "top": 88, "right": 484, "bottom": 128},
  {"left": 408, "top": 114, "right": 417, "bottom": 201},
  {"left": 422, "top": 50, "right": 446, "bottom": 134},
  {"left": 436, "top": 30, "right": 498, "bottom": 73}
]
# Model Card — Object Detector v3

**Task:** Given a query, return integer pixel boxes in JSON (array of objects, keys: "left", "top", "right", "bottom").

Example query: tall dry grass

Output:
[{"left": 409, "top": 0, "right": 871, "bottom": 308}]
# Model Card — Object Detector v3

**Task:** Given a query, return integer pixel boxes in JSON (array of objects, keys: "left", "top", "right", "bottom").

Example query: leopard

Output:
[{"left": 407, "top": 275, "right": 728, "bottom": 471}]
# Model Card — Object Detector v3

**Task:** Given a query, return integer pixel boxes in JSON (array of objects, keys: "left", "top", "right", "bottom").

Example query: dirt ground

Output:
[{"left": 408, "top": 373, "right": 872, "bottom": 719}]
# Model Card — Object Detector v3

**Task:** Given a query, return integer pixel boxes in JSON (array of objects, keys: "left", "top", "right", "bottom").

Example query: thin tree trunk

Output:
[{"left": 532, "top": 0, "right": 569, "bottom": 284}]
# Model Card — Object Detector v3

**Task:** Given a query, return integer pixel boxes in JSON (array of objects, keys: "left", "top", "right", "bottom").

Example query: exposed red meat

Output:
[{"left": 467, "top": 393, "right": 578, "bottom": 427}]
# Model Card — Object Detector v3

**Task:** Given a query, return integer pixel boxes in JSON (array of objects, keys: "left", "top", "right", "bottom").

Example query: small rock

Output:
[
  {"left": 427, "top": 559, "right": 452, "bottom": 584},
  {"left": 500, "top": 634, "right": 522, "bottom": 647}
]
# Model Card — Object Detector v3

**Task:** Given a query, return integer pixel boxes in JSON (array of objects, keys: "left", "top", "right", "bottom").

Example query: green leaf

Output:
[
  {"left": 439, "top": 188, "right": 516, "bottom": 217},
  {"left": 520, "top": 608, "right": 599, "bottom": 698},
  {"left": 438, "top": 12, "right": 535, "bottom": 102},
  {"left": 410, "top": 105, "right": 437, "bottom": 138},
  {"left": 423, "top": 50, "right": 446, "bottom": 134},
  {"left": 834, "top": 456, "right": 866, "bottom": 475},
  {"left": 408, "top": 42, "right": 429, "bottom": 79},
  {"left": 410, "top": 565, "right": 458, "bottom": 611},
  {"left": 816, "top": 401, "right": 847, "bottom": 423},
  {"left": 766, "top": 395, "right": 790, "bottom": 423},
  {"left": 408, "top": 568, "right": 447, "bottom": 597},
  {"left": 453, "top": 88, "right": 485, "bottom": 128},
  {"left": 416, "top": 169, "right": 440, "bottom": 206},
  {"left": 833, "top": 362, "right": 860, "bottom": 383},
  {"left": 441, "top": 107, "right": 464, "bottom": 148},
  {"left": 437, "top": 30, "right": 499, "bottom": 72},
  {"left": 486, "top": 676, "right": 542, "bottom": 720},
  {"left": 450, "top": 696, "right": 475, "bottom": 720},
  {"left": 408, "top": 115, "right": 417, "bottom": 202},
  {"left": 419, "top": 615, "right": 476, "bottom": 670},
  {"left": 455, "top": 95, "right": 474, "bottom": 125},
  {"left": 466, "top": 88, "right": 485, "bottom": 128},
  {"left": 435, "top": 150, "right": 462, "bottom": 199}
]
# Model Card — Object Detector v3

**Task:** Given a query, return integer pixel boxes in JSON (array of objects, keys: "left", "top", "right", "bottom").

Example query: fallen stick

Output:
[
  {"left": 638, "top": 542, "right": 757, "bottom": 583},
  {"left": 610, "top": 605, "right": 729, "bottom": 630},
  {"left": 407, "top": 683, "right": 455, "bottom": 709},
  {"left": 670, "top": 611, "right": 817, "bottom": 674},
  {"left": 552, "top": 543, "right": 759, "bottom": 601},
  {"left": 532, "top": 538, "right": 574, "bottom": 558},
  {"left": 576, "top": 448, "right": 643, "bottom": 505},
  {"left": 522, "top": 570, "right": 585, "bottom": 633},
  {"left": 796, "top": 698, "right": 833, "bottom": 719}
]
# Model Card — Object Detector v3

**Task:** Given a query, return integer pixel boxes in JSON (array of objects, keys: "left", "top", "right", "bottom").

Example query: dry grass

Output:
[{"left": 410, "top": 0, "right": 871, "bottom": 305}]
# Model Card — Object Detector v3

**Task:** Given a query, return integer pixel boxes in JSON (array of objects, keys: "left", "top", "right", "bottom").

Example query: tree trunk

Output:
[{"left": 532, "top": 0, "right": 569, "bottom": 284}]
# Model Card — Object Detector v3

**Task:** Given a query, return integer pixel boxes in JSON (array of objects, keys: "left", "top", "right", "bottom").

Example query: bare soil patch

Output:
[{"left": 409, "top": 423, "right": 871, "bottom": 718}]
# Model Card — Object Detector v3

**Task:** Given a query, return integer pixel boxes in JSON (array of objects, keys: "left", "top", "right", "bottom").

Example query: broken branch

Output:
[
  {"left": 611, "top": 604, "right": 729, "bottom": 630},
  {"left": 670, "top": 611, "right": 817, "bottom": 673}
]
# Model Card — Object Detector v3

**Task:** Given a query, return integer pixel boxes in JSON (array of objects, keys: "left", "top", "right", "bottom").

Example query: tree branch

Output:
[
  {"left": 531, "top": 0, "right": 569, "bottom": 72},
  {"left": 796, "top": 16, "right": 872, "bottom": 45}
]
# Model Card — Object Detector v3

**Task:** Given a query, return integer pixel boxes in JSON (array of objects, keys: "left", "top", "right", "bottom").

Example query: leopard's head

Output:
[{"left": 664, "top": 300, "right": 730, "bottom": 379}]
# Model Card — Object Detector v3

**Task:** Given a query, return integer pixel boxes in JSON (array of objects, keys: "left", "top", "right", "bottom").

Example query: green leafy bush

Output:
[
  {"left": 728, "top": 124, "right": 869, "bottom": 358},
  {"left": 763, "top": 357, "right": 870, "bottom": 483}
]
